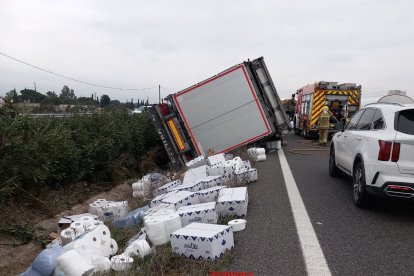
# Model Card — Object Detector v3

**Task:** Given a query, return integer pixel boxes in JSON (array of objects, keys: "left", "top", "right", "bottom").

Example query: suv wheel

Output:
[
  {"left": 329, "top": 146, "right": 340, "bottom": 177},
  {"left": 352, "top": 161, "right": 370, "bottom": 208}
]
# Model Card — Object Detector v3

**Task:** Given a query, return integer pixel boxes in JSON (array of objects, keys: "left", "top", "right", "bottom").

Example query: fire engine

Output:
[{"left": 293, "top": 81, "right": 362, "bottom": 138}]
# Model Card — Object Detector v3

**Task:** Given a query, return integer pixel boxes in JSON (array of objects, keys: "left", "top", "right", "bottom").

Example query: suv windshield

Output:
[{"left": 395, "top": 109, "right": 414, "bottom": 135}]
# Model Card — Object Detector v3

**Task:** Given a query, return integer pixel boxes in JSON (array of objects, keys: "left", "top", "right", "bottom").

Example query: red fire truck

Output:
[{"left": 293, "top": 81, "right": 362, "bottom": 138}]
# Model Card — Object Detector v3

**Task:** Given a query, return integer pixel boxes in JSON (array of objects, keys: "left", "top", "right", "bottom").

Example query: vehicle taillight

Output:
[
  {"left": 378, "top": 140, "right": 392, "bottom": 161},
  {"left": 391, "top": 142, "right": 401, "bottom": 162}
]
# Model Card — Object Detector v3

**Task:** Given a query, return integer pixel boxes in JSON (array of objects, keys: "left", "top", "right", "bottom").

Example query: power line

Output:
[{"left": 0, "top": 51, "right": 157, "bottom": 91}]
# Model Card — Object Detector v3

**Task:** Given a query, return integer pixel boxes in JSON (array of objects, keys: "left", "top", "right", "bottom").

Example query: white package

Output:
[
  {"left": 170, "top": 223, "right": 234, "bottom": 260},
  {"left": 153, "top": 180, "right": 182, "bottom": 197},
  {"left": 177, "top": 202, "right": 218, "bottom": 226},
  {"left": 207, "top": 153, "right": 226, "bottom": 167},
  {"left": 195, "top": 186, "right": 227, "bottom": 203},
  {"left": 154, "top": 191, "right": 200, "bottom": 210},
  {"left": 217, "top": 187, "right": 248, "bottom": 217}
]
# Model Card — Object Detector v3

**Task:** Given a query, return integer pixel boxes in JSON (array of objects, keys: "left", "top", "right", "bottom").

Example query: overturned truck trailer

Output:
[{"left": 149, "top": 57, "right": 291, "bottom": 170}]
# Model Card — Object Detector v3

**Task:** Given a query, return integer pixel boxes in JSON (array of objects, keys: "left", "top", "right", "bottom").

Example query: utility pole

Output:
[
  {"left": 34, "top": 82, "right": 36, "bottom": 92},
  {"left": 159, "top": 85, "right": 161, "bottom": 104}
]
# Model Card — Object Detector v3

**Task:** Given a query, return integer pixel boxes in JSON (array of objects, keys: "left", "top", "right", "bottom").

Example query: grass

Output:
[
  {"left": 102, "top": 243, "right": 233, "bottom": 276},
  {"left": 0, "top": 224, "right": 52, "bottom": 247}
]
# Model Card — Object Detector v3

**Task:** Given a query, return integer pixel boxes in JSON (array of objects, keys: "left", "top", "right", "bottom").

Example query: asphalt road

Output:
[{"left": 231, "top": 133, "right": 414, "bottom": 276}]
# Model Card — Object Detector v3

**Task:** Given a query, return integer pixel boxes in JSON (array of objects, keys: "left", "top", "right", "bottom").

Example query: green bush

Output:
[{"left": 0, "top": 110, "right": 161, "bottom": 203}]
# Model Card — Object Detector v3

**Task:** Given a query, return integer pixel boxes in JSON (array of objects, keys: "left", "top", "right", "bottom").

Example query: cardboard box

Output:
[
  {"left": 156, "top": 191, "right": 200, "bottom": 210},
  {"left": 183, "top": 165, "right": 208, "bottom": 184},
  {"left": 217, "top": 187, "right": 248, "bottom": 217},
  {"left": 150, "top": 192, "right": 172, "bottom": 207},
  {"left": 195, "top": 186, "right": 227, "bottom": 203},
  {"left": 169, "top": 180, "right": 204, "bottom": 193},
  {"left": 177, "top": 202, "right": 218, "bottom": 226},
  {"left": 200, "top": 175, "right": 223, "bottom": 189},
  {"left": 153, "top": 180, "right": 182, "bottom": 196},
  {"left": 170, "top": 223, "right": 234, "bottom": 260},
  {"left": 186, "top": 156, "right": 208, "bottom": 169},
  {"left": 235, "top": 168, "right": 257, "bottom": 183},
  {"left": 207, "top": 164, "right": 235, "bottom": 184},
  {"left": 207, "top": 153, "right": 226, "bottom": 167}
]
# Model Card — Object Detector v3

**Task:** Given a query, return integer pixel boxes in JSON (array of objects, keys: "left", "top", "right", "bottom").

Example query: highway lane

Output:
[
  {"left": 230, "top": 151, "right": 306, "bottom": 275},
  {"left": 284, "top": 133, "right": 414, "bottom": 276}
]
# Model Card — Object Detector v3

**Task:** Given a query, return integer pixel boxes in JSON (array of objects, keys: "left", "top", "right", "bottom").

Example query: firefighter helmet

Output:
[{"left": 322, "top": 106, "right": 329, "bottom": 112}]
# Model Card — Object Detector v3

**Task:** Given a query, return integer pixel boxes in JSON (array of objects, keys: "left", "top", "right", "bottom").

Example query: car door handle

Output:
[
  {"left": 356, "top": 137, "right": 362, "bottom": 141},
  {"left": 343, "top": 135, "right": 348, "bottom": 138}
]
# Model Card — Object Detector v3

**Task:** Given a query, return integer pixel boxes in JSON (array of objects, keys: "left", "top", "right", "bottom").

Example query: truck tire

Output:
[
  {"left": 293, "top": 118, "right": 300, "bottom": 135},
  {"left": 302, "top": 121, "right": 308, "bottom": 139}
]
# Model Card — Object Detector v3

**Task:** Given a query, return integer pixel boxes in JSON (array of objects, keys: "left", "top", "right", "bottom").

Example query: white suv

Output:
[{"left": 329, "top": 102, "right": 414, "bottom": 207}]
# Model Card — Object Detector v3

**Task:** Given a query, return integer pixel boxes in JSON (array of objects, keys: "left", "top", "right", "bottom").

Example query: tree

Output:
[
  {"left": 5, "top": 89, "right": 19, "bottom": 102},
  {"left": 59, "top": 85, "right": 76, "bottom": 103},
  {"left": 46, "top": 91, "right": 57, "bottom": 98},
  {"left": 77, "top": 97, "right": 96, "bottom": 106},
  {"left": 100, "top": 94, "right": 110, "bottom": 108},
  {"left": 20, "top": 89, "right": 46, "bottom": 103}
]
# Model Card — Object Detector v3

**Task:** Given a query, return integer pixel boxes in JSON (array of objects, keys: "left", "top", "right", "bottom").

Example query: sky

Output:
[{"left": 1, "top": 0, "right": 413, "bottom": 103}]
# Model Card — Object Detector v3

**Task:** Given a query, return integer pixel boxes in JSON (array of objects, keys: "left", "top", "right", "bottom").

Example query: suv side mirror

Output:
[{"left": 335, "top": 122, "right": 345, "bottom": 131}]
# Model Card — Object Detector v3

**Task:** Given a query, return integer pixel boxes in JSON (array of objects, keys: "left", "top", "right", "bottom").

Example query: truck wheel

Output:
[
  {"left": 302, "top": 123, "right": 308, "bottom": 139},
  {"left": 352, "top": 161, "right": 371, "bottom": 208},
  {"left": 329, "top": 145, "right": 340, "bottom": 177}
]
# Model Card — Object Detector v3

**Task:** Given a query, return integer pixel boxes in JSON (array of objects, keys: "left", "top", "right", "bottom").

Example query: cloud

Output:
[{"left": 0, "top": 0, "right": 413, "bottom": 101}]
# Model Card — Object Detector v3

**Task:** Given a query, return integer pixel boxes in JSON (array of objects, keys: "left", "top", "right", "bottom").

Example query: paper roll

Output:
[
  {"left": 92, "top": 256, "right": 111, "bottom": 273},
  {"left": 56, "top": 249, "right": 95, "bottom": 276},
  {"left": 132, "top": 181, "right": 144, "bottom": 191},
  {"left": 109, "top": 239, "right": 118, "bottom": 255},
  {"left": 133, "top": 190, "right": 145, "bottom": 199},
  {"left": 110, "top": 254, "right": 134, "bottom": 271},
  {"left": 60, "top": 228, "right": 76, "bottom": 245},
  {"left": 254, "top": 148, "right": 265, "bottom": 155},
  {"left": 255, "top": 154, "right": 266, "bottom": 162},
  {"left": 228, "top": 219, "right": 246, "bottom": 232},
  {"left": 163, "top": 214, "right": 182, "bottom": 235},
  {"left": 87, "top": 220, "right": 104, "bottom": 231},
  {"left": 88, "top": 201, "right": 109, "bottom": 215},
  {"left": 70, "top": 221, "right": 85, "bottom": 238},
  {"left": 79, "top": 216, "right": 95, "bottom": 229},
  {"left": 125, "top": 240, "right": 151, "bottom": 258}
]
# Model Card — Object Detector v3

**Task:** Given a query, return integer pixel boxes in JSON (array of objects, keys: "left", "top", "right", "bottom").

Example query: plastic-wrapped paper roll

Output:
[
  {"left": 163, "top": 214, "right": 182, "bottom": 235},
  {"left": 132, "top": 181, "right": 144, "bottom": 191},
  {"left": 92, "top": 256, "right": 111, "bottom": 273},
  {"left": 228, "top": 219, "right": 247, "bottom": 232},
  {"left": 232, "top": 157, "right": 244, "bottom": 169},
  {"left": 256, "top": 154, "right": 266, "bottom": 161},
  {"left": 70, "top": 221, "right": 85, "bottom": 238},
  {"left": 79, "top": 216, "right": 95, "bottom": 229},
  {"left": 125, "top": 240, "right": 151, "bottom": 258},
  {"left": 56, "top": 249, "right": 94, "bottom": 276},
  {"left": 133, "top": 190, "right": 145, "bottom": 199},
  {"left": 65, "top": 225, "right": 112, "bottom": 255},
  {"left": 88, "top": 200, "right": 109, "bottom": 215},
  {"left": 254, "top": 148, "right": 265, "bottom": 155},
  {"left": 101, "top": 201, "right": 129, "bottom": 221},
  {"left": 110, "top": 254, "right": 134, "bottom": 271},
  {"left": 145, "top": 218, "right": 169, "bottom": 246},
  {"left": 60, "top": 228, "right": 76, "bottom": 245},
  {"left": 87, "top": 220, "right": 104, "bottom": 231}
]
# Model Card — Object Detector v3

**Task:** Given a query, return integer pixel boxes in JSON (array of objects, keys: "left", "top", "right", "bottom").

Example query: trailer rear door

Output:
[{"left": 173, "top": 64, "right": 271, "bottom": 155}]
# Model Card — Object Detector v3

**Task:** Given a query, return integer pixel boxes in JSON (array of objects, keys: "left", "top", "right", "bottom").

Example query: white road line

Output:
[{"left": 278, "top": 149, "right": 331, "bottom": 276}]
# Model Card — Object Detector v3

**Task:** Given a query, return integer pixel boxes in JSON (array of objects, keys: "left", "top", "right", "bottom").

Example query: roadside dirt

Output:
[{"left": 0, "top": 181, "right": 136, "bottom": 275}]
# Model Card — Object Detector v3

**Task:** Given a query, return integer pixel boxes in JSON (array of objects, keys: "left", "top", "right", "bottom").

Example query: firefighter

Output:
[{"left": 317, "top": 106, "right": 331, "bottom": 146}]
